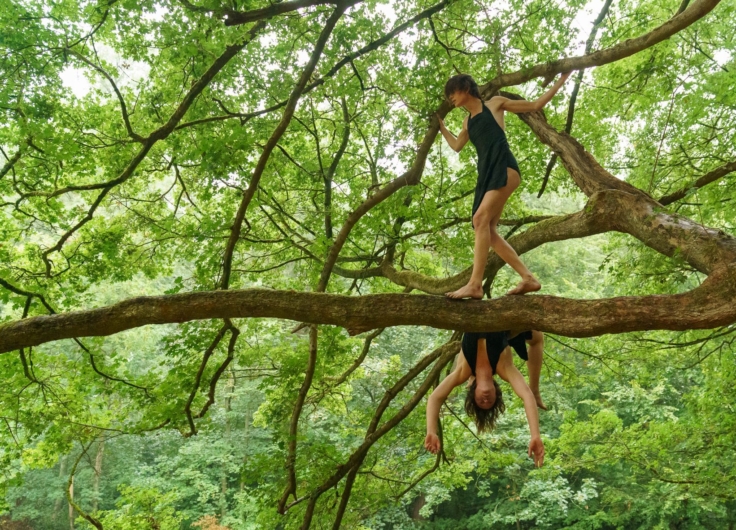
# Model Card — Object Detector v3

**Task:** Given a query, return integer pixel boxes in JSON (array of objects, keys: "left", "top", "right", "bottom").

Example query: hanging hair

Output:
[
  {"left": 465, "top": 378, "right": 505, "bottom": 433},
  {"left": 444, "top": 74, "right": 482, "bottom": 101}
]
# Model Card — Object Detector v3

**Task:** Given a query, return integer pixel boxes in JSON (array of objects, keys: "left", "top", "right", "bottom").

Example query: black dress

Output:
[
  {"left": 467, "top": 102, "right": 521, "bottom": 223},
  {"left": 461, "top": 330, "right": 532, "bottom": 375}
]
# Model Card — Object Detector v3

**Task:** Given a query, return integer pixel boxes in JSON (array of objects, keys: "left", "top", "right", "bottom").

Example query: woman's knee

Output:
[
  {"left": 529, "top": 330, "right": 544, "bottom": 346},
  {"left": 473, "top": 210, "right": 491, "bottom": 229}
]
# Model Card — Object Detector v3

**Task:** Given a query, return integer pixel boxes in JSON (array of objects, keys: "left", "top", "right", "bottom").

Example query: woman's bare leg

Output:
[
  {"left": 446, "top": 168, "right": 539, "bottom": 298},
  {"left": 526, "top": 331, "right": 547, "bottom": 410}
]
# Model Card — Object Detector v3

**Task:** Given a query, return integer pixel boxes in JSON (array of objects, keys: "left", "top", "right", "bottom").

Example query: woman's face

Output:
[
  {"left": 448, "top": 90, "right": 472, "bottom": 108},
  {"left": 474, "top": 378, "right": 496, "bottom": 409}
]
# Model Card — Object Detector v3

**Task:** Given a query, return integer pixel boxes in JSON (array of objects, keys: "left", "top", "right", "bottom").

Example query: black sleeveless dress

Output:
[
  {"left": 461, "top": 330, "right": 533, "bottom": 375},
  {"left": 467, "top": 101, "right": 521, "bottom": 223}
]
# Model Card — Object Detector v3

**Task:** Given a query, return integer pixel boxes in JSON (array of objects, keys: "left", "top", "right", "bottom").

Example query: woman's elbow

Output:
[{"left": 520, "top": 387, "right": 536, "bottom": 406}]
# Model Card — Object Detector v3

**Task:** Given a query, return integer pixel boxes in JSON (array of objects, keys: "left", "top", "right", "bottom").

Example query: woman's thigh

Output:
[{"left": 476, "top": 167, "right": 520, "bottom": 225}]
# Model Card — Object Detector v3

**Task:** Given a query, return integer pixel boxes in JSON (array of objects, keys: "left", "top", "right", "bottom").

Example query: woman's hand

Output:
[
  {"left": 436, "top": 113, "right": 446, "bottom": 131},
  {"left": 558, "top": 71, "right": 572, "bottom": 84},
  {"left": 528, "top": 436, "right": 545, "bottom": 467},
  {"left": 424, "top": 432, "right": 441, "bottom": 454}
]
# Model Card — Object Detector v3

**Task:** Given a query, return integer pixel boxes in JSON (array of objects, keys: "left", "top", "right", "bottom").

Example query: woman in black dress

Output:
[
  {"left": 424, "top": 330, "right": 547, "bottom": 467},
  {"left": 438, "top": 73, "right": 570, "bottom": 298}
]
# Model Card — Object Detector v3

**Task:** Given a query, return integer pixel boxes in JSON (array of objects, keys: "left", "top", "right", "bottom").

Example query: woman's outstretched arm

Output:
[
  {"left": 492, "top": 72, "right": 571, "bottom": 114},
  {"left": 437, "top": 114, "right": 470, "bottom": 153},
  {"left": 425, "top": 353, "right": 470, "bottom": 454},
  {"left": 498, "top": 360, "right": 545, "bottom": 467}
]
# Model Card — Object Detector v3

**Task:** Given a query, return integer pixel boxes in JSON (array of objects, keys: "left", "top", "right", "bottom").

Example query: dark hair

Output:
[
  {"left": 444, "top": 74, "right": 482, "bottom": 101},
  {"left": 465, "top": 378, "right": 505, "bottom": 433}
]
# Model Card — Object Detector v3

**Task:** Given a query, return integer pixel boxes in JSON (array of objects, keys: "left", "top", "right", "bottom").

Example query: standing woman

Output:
[{"left": 438, "top": 73, "right": 570, "bottom": 298}]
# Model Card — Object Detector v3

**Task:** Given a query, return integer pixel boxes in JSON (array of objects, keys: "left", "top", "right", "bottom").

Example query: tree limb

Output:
[
  {"left": 220, "top": 3, "right": 351, "bottom": 290},
  {"left": 659, "top": 159, "right": 736, "bottom": 205},
  {"left": 297, "top": 340, "right": 459, "bottom": 528},
  {"left": 4, "top": 263, "right": 736, "bottom": 354},
  {"left": 537, "top": 0, "right": 614, "bottom": 197},
  {"left": 481, "top": 0, "right": 720, "bottom": 94},
  {"left": 224, "top": 0, "right": 339, "bottom": 26},
  {"left": 277, "top": 325, "right": 319, "bottom": 512}
]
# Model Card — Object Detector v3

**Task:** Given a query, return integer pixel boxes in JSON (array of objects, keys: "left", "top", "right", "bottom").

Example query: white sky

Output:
[{"left": 60, "top": 41, "right": 150, "bottom": 99}]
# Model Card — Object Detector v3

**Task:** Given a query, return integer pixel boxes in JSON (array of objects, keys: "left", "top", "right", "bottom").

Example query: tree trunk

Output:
[
  {"left": 92, "top": 438, "right": 105, "bottom": 513},
  {"left": 53, "top": 455, "right": 67, "bottom": 524},
  {"left": 220, "top": 369, "right": 235, "bottom": 519},
  {"left": 410, "top": 494, "right": 426, "bottom": 520},
  {"left": 68, "top": 474, "right": 75, "bottom": 530}
]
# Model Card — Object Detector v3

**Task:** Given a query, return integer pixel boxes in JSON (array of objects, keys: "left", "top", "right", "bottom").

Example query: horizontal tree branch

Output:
[{"left": 2, "top": 262, "right": 736, "bottom": 354}]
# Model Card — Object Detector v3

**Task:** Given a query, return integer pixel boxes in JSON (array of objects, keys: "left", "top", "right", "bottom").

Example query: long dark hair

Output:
[
  {"left": 465, "top": 378, "right": 505, "bottom": 433},
  {"left": 444, "top": 74, "right": 482, "bottom": 101}
]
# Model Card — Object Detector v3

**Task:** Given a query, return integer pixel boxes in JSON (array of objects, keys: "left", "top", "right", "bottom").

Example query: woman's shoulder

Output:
[{"left": 487, "top": 96, "right": 508, "bottom": 110}]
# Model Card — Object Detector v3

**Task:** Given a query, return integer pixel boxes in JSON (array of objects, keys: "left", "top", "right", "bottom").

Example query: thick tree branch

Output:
[
  {"left": 385, "top": 189, "right": 736, "bottom": 299},
  {"left": 0, "top": 278, "right": 148, "bottom": 391},
  {"left": 4, "top": 261, "right": 736, "bottom": 354},
  {"left": 381, "top": 204, "right": 606, "bottom": 294},
  {"left": 506, "top": 93, "right": 654, "bottom": 197},
  {"left": 538, "top": 0, "right": 614, "bottom": 197}
]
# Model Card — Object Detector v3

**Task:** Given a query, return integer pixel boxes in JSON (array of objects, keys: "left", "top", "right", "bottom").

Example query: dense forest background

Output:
[{"left": 1, "top": 0, "right": 735, "bottom": 528}]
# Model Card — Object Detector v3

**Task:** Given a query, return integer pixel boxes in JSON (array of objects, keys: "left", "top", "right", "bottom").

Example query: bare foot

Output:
[
  {"left": 506, "top": 277, "right": 541, "bottom": 296},
  {"left": 445, "top": 283, "right": 484, "bottom": 299},
  {"left": 533, "top": 392, "right": 548, "bottom": 411}
]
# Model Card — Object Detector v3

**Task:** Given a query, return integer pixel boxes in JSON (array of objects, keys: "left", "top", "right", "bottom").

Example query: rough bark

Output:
[
  {"left": 3, "top": 262, "right": 736, "bottom": 352},
  {"left": 538, "top": 0, "right": 614, "bottom": 197},
  {"left": 382, "top": 188, "right": 736, "bottom": 294}
]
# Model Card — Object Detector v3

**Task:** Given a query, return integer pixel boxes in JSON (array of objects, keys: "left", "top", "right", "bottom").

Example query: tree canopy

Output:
[{"left": 1, "top": 0, "right": 735, "bottom": 527}]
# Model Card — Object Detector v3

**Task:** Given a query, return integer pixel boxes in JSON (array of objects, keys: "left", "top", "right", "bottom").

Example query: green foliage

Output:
[
  {"left": 1, "top": 0, "right": 735, "bottom": 527},
  {"left": 90, "top": 485, "right": 183, "bottom": 530}
]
